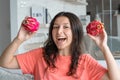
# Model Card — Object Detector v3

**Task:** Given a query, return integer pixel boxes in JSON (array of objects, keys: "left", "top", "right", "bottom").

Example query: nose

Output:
[{"left": 58, "top": 26, "right": 63, "bottom": 34}]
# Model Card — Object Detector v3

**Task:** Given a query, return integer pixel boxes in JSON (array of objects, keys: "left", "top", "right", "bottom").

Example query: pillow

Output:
[{"left": 0, "top": 67, "right": 34, "bottom": 80}]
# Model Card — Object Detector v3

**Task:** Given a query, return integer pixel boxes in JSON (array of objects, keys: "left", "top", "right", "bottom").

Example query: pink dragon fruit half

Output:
[
  {"left": 22, "top": 17, "right": 40, "bottom": 32},
  {"left": 86, "top": 20, "right": 104, "bottom": 36}
]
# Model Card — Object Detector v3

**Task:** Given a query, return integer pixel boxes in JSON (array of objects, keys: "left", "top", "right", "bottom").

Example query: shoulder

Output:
[
  {"left": 17, "top": 47, "right": 45, "bottom": 58},
  {"left": 79, "top": 53, "right": 93, "bottom": 60},
  {"left": 28, "top": 47, "right": 44, "bottom": 54},
  {"left": 27, "top": 47, "right": 45, "bottom": 56},
  {"left": 78, "top": 53, "right": 96, "bottom": 65}
]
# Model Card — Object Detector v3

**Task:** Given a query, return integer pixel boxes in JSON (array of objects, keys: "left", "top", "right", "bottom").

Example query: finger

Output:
[
  {"left": 103, "top": 29, "right": 107, "bottom": 34},
  {"left": 102, "top": 29, "right": 107, "bottom": 36},
  {"left": 87, "top": 34, "right": 96, "bottom": 40},
  {"left": 22, "top": 16, "right": 29, "bottom": 23},
  {"left": 24, "top": 16, "right": 29, "bottom": 19}
]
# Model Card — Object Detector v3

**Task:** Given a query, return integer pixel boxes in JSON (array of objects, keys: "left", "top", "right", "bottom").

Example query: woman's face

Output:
[{"left": 52, "top": 16, "right": 72, "bottom": 51}]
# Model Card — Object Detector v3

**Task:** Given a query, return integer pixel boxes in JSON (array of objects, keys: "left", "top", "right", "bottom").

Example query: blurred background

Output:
[{"left": 0, "top": 0, "right": 120, "bottom": 60}]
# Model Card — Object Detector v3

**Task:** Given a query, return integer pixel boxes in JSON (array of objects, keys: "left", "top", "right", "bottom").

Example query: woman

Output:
[{"left": 0, "top": 12, "right": 120, "bottom": 80}]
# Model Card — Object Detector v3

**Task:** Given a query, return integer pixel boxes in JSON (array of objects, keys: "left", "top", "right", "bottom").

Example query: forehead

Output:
[{"left": 54, "top": 16, "right": 70, "bottom": 24}]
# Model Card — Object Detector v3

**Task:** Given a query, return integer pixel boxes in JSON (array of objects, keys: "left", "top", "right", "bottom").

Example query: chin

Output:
[
  {"left": 57, "top": 47, "right": 64, "bottom": 50},
  {"left": 57, "top": 46, "right": 65, "bottom": 50}
]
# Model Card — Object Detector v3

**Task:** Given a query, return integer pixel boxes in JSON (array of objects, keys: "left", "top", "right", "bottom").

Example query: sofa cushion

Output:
[{"left": 0, "top": 67, "right": 33, "bottom": 80}]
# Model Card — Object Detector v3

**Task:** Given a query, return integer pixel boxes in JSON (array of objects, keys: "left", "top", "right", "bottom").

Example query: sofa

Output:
[{"left": 0, "top": 67, "right": 33, "bottom": 80}]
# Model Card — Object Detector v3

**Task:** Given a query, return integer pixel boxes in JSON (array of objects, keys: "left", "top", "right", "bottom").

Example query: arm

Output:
[
  {"left": 0, "top": 38, "right": 22, "bottom": 69},
  {"left": 88, "top": 29, "right": 120, "bottom": 80},
  {"left": 0, "top": 22, "right": 36, "bottom": 69},
  {"left": 100, "top": 45, "right": 120, "bottom": 80}
]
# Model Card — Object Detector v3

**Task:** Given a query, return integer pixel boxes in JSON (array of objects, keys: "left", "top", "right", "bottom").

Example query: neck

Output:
[{"left": 58, "top": 49, "right": 71, "bottom": 56}]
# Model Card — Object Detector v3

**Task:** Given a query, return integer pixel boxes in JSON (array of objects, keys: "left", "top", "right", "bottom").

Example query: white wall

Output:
[
  {"left": 17, "top": 0, "right": 87, "bottom": 29},
  {"left": 16, "top": 0, "right": 87, "bottom": 53},
  {"left": 0, "top": 0, "right": 87, "bottom": 54},
  {"left": 10, "top": 0, "right": 18, "bottom": 41},
  {"left": 0, "top": 0, "right": 11, "bottom": 55}
]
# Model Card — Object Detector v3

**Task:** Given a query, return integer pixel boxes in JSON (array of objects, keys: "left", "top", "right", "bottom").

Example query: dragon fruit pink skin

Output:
[
  {"left": 22, "top": 17, "right": 40, "bottom": 32},
  {"left": 86, "top": 20, "right": 104, "bottom": 36}
]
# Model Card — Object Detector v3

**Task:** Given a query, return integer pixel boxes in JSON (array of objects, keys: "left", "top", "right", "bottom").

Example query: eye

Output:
[
  {"left": 63, "top": 25, "right": 70, "bottom": 29},
  {"left": 53, "top": 25, "right": 59, "bottom": 29}
]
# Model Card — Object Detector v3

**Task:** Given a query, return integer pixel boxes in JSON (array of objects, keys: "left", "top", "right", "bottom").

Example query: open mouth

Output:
[
  {"left": 58, "top": 38, "right": 66, "bottom": 40},
  {"left": 57, "top": 38, "right": 66, "bottom": 43}
]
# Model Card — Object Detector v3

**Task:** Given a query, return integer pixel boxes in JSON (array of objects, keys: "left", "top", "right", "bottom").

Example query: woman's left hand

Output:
[{"left": 87, "top": 29, "right": 108, "bottom": 49}]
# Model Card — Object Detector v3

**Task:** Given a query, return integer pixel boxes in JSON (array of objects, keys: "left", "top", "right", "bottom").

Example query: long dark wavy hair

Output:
[{"left": 43, "top": 12, "right": 84, "bottom": 76}]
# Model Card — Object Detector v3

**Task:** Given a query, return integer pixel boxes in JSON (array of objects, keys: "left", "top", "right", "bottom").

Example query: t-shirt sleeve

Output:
[
  {"left": 16, "top": 48, "right": 43, "bottom": 74},
  {"left": 85, "top": 54, "right": 107, "bottom": 80}
]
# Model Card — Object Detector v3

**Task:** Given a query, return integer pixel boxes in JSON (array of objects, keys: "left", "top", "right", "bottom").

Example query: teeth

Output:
[{"left": 58, "top": 38, "right": 66, "bottom": 40}]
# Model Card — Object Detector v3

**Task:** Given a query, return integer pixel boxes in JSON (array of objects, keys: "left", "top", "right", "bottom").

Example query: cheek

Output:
[
  {"left": 52, "top": 30, "right": 56, "bottom": 40},
  {"left": 66, "top": 31, "right": 73, "bottom": 40}
]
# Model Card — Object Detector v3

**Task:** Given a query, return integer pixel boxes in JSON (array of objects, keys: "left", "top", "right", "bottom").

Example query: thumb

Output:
[{"left": 87, "top": 34, "right": 96, "bottom": 41}]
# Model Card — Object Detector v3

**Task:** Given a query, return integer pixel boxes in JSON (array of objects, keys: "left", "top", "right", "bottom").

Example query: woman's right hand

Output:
[
  {"left": 16, "top": 18, "right": 37, "bottom": 43},
  {"left": 0, "top": 17, "right": 38, "bottom": 69}
]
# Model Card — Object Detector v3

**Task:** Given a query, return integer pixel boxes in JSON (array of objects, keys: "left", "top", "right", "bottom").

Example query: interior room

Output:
[
  {"left": 86, "top": 0, "right": 120, "bottom": 59},
  {"left": 0, "top": 0, "right": 120, "bottom": 79}
]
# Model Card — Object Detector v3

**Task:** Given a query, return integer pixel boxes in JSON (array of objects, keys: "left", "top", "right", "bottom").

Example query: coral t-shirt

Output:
[{"left": 16, "top": 48, "right": 107, "bottom": 80}]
